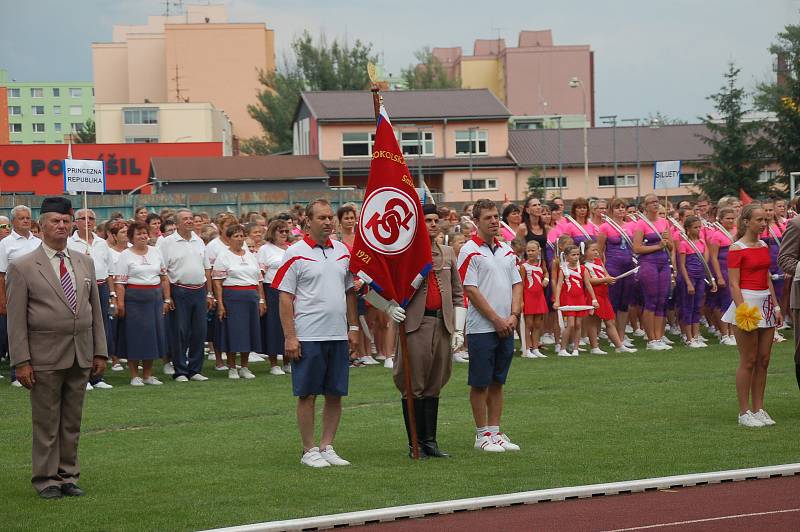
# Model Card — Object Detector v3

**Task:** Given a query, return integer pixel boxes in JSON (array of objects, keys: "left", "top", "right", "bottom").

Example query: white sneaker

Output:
[
  {"left": 669, "top": 325, "right": 682, "bottom": 336},
  {"left": 634, "top": 328, "right": 646, "bottom": 337},
  {"left": 228, "top": 368, "right": 239, "bottom": 380},
  {"left": 725, "top": 335, "right": 738, "bottom": 346},
  {"left": 475, "top": 433, "right": 505, "bottom": 452},
  {"left": 319, "top": 445, "right": 351, "bottom": 466},
  {"left": 207, "top": 353, "right": 216, "bottom": 361},
  {"left": 190, "top": 374, "right": 209, "bottom": 381},
  {"left": 521, "top": 349, "right": 537, "bottom": 359},
  {"left": 540, "top": 333, "right": 555, "bottom": 345},
  {"left": 111, "top": 363, "right": 124, "bottom": 372},
  {"left": 93, "top": 381, "right": 113, "bottom": 389},
  {"left": 130, "top": 377, "right": 145, "bottom": 386},
  {"left": 590, "top": 347, "right": 607, "bottom": 355},
  {"left": 163, "top": 362, "right": 175, "bottom": 376},
  {"left": 143, "top": 376, "right": 163, "bottom": 385},
  {"left": 752, "top": 409, "right": 776, "bottom": 426},
  {"left": 557, "top": 350, "right": 571, "bottom": 357},
  {"left": 625, "top": 324, "right": 634, "bottom": 334},
  {"left": 660, "top": 336, "right": 674, "bottom": 345},
  {"left": 697, "top": 334, "right": 708, "bottom": 343},
  {"left": 374, "top": 354, "right": 387, "bottom": 362},
  {"left": 269, "top": 365, "right": 286, "bottom": 376},
  {"left": 579, "top": 337, "right": 589, "bottom": 346},
  {"left": 283, "top": 364, "right": 292, "bottom": 374},
  {"left": 359, "top": 355, "right": 380, "bottom": 365},
  {"left": 238, "top": 367, "right": 256, "bottom": 379},
  {"left": 532, "top": 348, "right": 547, "bottom": 358},
  {"left": 86, "top": 382, "right": 94, "bottom": 391},
  {"left": 738, "top": 410, "right": 765, "bottom": 427},
  {"left": 175, "top": 375, "right": 189, "bottom": 382},
  {"left": 623, "top": 335, "right": 635, "bottom": 344},
  {"left": 774, "top": 332, "right": 787, "bottom": 343},
  {"left": 599, "top": 330, "right": 608, "bottom": 340},
  {"left": 215, "top": 364, "right": 229, "bottom": 371},
  {"left": 119, "top": 358, "right": 128, "bottom": 363},
  {"left": 11, "top": 380, "right": 23, "bottom": 388},
  {"left": 300, "top": 447, "right": 331, "bottom": 468},
  {"left": 615, "top": 344, "right": 637, "bottom": 353},
  {"left": 453, "top": 353, "right": 468, "bottom": 363},
  {"left": 249, "top": 353, "right": 265, "bottom": 363},
  {"left": 384, "top": 357, "right": 394, "bottom": 369},
  {"left": 646, "top": 340, "right": 669, "bottom": 351},
  {"left": 554, "top": 343, "right": 562, "bottom": 353},
  {"left": 687, "top": 339, "right": 703, "bottom": 349},
  {"left": 492, "top": 432, "right": 520, "bottom": 451},
  {"left": 570, "top": 350, "right": 580, "bottom": 357}
]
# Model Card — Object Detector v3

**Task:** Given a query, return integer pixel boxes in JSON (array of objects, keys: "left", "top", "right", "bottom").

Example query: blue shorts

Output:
[
  {"left": 467, "top": 332, "right": 514, "bottom": 387},
  {"left": 292, "top": 340, "right": 350, "bottom": 397}
]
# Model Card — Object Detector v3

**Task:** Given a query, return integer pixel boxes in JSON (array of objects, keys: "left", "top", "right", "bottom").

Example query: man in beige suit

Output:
[
  {"left": 777, "top": 214, "right": 800, "bottom": 391},
  {"left": 7, "top": 197, "right": 108, "bottom": 499},
  {"left": 389, "top": 203, "right": 465, "bottom": 458}
]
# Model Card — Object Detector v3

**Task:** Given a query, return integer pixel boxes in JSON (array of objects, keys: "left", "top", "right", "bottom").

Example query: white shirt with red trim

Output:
[
  {"left": 274, "top": 235, "right": 354, "bottom": 342},
  {"left": 113, "top": 246, "right": 166, "bottom": 285},
  {"left": 212, "top": 248, "right": 263, "bottom": 286},
  {"left": 457, "top": 234, "right": 522, "bottom": 334}
]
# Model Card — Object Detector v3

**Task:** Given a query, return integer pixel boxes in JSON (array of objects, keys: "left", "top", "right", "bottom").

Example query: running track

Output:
[{"left": 352, "top": 475, "right": 800, "bottom": 531}]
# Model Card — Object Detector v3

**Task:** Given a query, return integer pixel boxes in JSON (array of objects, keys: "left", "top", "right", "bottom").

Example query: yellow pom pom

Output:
[{"left": 735, "top": 303, "right": 761, "bottom": 332}]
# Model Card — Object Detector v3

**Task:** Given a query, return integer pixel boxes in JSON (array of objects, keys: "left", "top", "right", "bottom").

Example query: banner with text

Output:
[
  {"left": 653, "top": 160, "right": 681, "bottom": 190},
  {"left": 64, "top": 159, "right": 106, "bottom": 194}
]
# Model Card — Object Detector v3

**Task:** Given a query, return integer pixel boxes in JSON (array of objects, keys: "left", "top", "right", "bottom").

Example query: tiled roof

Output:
[{"left": 151, "top": 155, "right": 329, "bottom": 182}]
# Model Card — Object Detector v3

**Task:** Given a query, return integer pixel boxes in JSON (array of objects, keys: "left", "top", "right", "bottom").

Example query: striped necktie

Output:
[{"left": 55, "top": 251, "right": 77, "bottom": 313}]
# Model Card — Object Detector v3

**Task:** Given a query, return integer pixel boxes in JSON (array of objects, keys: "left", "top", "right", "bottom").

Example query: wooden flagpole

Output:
[{"left": 370, "top": 69, "right": 420, "bottom": 460}]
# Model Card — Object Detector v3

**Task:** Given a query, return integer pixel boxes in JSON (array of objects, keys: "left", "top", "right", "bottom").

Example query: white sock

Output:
[
  {"left": 488, "top": 425, "right": 500, "bottom": 435},
  {"left": 477, "top": 426, "right": 489, "bottom": 438}
]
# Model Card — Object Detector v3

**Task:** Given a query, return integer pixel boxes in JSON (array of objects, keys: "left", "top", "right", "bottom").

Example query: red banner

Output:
[
  {"left": 0, "top": 142, "right": 222, "bottom": 194},
  {"left": 350, "top": 107, "right": 432, "bottom": 306}
]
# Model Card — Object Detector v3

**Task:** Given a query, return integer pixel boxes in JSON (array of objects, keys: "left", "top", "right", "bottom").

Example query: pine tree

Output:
[
  {"left": 756, "top": 24, "right": 800, "bottom": 187},
  {"left": 697, "top": 64, "right": 770, "bottom": 199},
  {"left": 401, "top": 47, "right": 461, "bottom": 90}
]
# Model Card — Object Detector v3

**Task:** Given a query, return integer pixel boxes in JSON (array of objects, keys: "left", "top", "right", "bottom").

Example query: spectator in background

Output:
[
  {"left": 114, "top": 221, "right": 170, "bottom": 386},
  {"left": 161, "top": 219, "right": 177, "bottom": 238},
  {"left": 0, "top": 216, "right": 12, "bottom": 240},
  {"left": 193, "top": 214, "right": 205, "bottom": 236},
  {"left": 134, "top": 207, "right": 149, "bottom": 224},
  {"left": 245, "top": 222, "right": 266, "bottom": 253},
  {"left": 145, "top": 213, "right": 162, "bottom": 246},
  {"left": 0, "top": 205, "right": 42, "bottom": 386},
  {"left": 30, "top": 220, "right": 41, "bottom": 239},
  {"left": 106, "top": 219, "right": 129, "bottom": 372},
  {"left": 336, "top": 204, "right": 357, "bottom": 251},
  {"left": 204, "top": 213, "right": 240, "bottom": 371},
  {"left": 258, "top": 219, "right": 292, "bottom": 375}
]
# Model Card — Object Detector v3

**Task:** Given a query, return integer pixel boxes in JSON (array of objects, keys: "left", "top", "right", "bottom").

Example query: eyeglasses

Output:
[
  {"left": 278, "top": 229, "right": 290, "bottom": 234},
  {"left": 0, "top": 224, "right": 9, "bottom": 229}
]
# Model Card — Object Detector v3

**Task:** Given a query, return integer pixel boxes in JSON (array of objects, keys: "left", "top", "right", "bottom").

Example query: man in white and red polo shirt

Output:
[
  {"left": 275, "top": 199, "right": 360, "bottom": 468},
  {"left": 457, "top": 198, "right": 523, "bottom": 453}
]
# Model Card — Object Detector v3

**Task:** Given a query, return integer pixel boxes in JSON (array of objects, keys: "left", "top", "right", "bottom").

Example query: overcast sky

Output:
[{"left": 1, "top": 0, "right": 797, "bottom": 122}]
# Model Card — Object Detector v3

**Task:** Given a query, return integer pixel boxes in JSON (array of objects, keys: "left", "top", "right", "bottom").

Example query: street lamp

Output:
[
  {"left": 600, "top": 115, "right": 618, "bottom": 197},
  {"left": 553, "top": 115, "right": 563, "bottom": 198},
  {"left": 569, "top": 77, "right": 590, "bottom": 197},
  {"left": 621, "top": 118, "right": 641, "bottom": 202},
  {"left": 467, "top": 126, "right": 480, "bottom": 203}
]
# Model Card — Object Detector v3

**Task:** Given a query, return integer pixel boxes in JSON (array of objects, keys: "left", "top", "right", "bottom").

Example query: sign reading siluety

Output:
[
  {"left": 64, "top": 159, "right": 106, "bottom": 194},
  {"left": 653, "top": 160, "right": 681, "bottom": 190}
]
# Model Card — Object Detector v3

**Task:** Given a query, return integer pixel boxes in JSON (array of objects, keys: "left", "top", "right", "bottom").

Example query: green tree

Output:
[
  {"left": 526, "top": 168, "right": 545, "bottom": 198},
  {"left": 755, "top": 24, "right": 800, "bottom": 186},
  {"left": 696, "top": 64, "right": 770, "bottom": 198},
  {"left": 244, "top": 32, "right": 377, "bottom": 154},
  {"left": 73, "top": 118, "right": 95, "bottom": 143},
  {"left": 401, "top": 47, "right": 461, "bottom": 90}
]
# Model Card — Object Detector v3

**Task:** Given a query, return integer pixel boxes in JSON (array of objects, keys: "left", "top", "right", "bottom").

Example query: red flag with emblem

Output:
[{"left": 350, "top": 106, "right": 432, "bottom": 307}]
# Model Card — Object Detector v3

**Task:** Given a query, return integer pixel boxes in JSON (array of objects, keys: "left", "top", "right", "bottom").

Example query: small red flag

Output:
[
  {"left": 350, "top": 107, "right": 433, "bottom": 306},
  {"left": 739, "top": 188, "right": 753, "bottom": 206}
]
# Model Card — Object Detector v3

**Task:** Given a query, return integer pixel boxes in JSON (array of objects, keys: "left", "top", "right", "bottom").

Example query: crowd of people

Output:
[{"left": 0, "top": 193, "right": 792, "bottom": 435}]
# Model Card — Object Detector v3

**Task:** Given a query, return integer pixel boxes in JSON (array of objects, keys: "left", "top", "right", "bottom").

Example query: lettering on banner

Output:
[
  {"left": 355, "top": 249, "right": 372, "bottom": 265},
  {"left": 372, "top": 150, "right": 407, "bottom": 166}
]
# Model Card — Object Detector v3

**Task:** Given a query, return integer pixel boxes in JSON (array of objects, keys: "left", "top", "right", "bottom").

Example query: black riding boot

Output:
[
  {"left": 421, "top": 397, "right": 449, "bottom": 458},
  {"left": 401, "top": 399, "right": 427, "bottom": 458},
  {"left": 796, "top": 364, "right": 800, "bottom": 391}
]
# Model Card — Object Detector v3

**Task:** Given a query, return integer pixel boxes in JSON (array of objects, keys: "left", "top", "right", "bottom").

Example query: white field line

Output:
[{"left": 604, "top": 507, "right": 800, "bottom": 531}]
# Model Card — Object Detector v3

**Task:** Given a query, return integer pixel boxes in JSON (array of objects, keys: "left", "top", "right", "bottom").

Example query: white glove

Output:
[
  {"left": 363, "top": 289, "right": 406, "bottom": 323},
  {"left": 451, "top": 306, "right": 467, "bottom": 351}
]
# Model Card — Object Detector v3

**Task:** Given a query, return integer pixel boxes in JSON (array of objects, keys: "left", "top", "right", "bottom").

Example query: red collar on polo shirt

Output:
[
  {"left": 471, "top": 234, "right": 501, "bottom": 249},
  {"left": 303, "top": 234, "right": 334, "bottom": 249}
]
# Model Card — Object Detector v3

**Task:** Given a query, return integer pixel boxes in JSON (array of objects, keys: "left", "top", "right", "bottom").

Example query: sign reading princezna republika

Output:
[{"left": 63, "top": 159, "right": 106, "bottom": 194}]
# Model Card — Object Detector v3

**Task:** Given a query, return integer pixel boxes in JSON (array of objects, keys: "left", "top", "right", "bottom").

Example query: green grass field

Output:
[{"left": 1, "top": 335, "right": 799, "bottom": 531}]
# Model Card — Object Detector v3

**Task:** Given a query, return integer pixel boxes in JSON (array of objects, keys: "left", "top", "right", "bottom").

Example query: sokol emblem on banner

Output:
[{"left": 360, "top": 187, "right": 418, "bottom": 254}]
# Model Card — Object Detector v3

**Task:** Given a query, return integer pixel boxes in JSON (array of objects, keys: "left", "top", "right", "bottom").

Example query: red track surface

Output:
[{"left": 353, "top": 475, "right": 800, "bottom": 531}]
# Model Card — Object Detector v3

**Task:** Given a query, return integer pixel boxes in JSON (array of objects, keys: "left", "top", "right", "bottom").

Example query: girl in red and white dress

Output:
[
  {"left": 721, "top": 204, "right": 782, "bottom": 428},
  {"left": 583, "top": 242, "right": 637, "bottom": 354},
  {"left": 553, "top": 244, "right": 599, "bottom": 357},
  {"left": 520, "top": 240, "right": 549, "bottom": 359}
]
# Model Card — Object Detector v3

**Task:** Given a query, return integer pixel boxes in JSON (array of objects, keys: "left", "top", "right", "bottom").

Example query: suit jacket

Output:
[
  {"left": 6, "top": 245, "right": 108, "bottom": 371},
  {"left": 405, "top": 243, "right": 465, "bottom": 334},
  {"left": 777, "top": 216, "right": 800, "bottom": 311}
]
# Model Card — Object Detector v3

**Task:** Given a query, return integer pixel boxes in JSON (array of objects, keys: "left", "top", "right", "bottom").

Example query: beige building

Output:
[
  {"left": 92, "top": 4, "right": 275, "bottom": 139},
  {"left": 95, "top": 102, "right": 233, "bottom": 155}
]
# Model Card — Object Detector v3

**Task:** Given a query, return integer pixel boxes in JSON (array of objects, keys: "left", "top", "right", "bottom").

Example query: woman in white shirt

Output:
[
  {"left": 105, "top": 219, "right": 129, "bottom": 372},
  {"left": 114, "top": 221, "right": 171, "bottom": 386},
  {"left": 258, "top": 219, "right": 291, "bottom": 375},
  {"left": 213, "top": 224, "right": 266, "bottom": 380}
]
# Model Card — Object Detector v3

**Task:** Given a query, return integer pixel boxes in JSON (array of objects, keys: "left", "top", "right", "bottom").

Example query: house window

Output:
[
  {"left": 8, "top": 106, "right": 21, "bottom": 116},
  {"left": 32, "top": 105, "right": 45, "bottom": 115},
  {"left": 399, "top": 131, "right": 434, "bottom": 156},
  {"left": 69, "top": 105, "right": 82, "bottom": 116},
  {"left": 598, "top": 175, "right": 637, "bottom": 187},
  {"left": 9, "top": 88, "right": 20, "bottom": 98},
  {"left": 53, "top": 105, "right": 61, "bottom": 115},
  {"left": 540, "top": 176, "right": 567, "bottom": 189},
  {"left": 30, "top": 88, "right": 43, "bottom": 98},
  {"left": 758, "top": 170, "right": 777, "bottom": 183},
  {"left": 32, "top": 140, "right": 46, "bottom": 144},
  {"left": 342, "top": 132, "right": 375, "bottom": 157},
  {"left": 455, "top": 130, "right": 488, "bottom": 155},
  {"left": 32, "top": 123, "right": 45, "bottom": 132},
  {"left": 69, "top": 88, "right": 82, "bottom": 98},
  {"left": 679, "top": 172, "right": 701, "bottom": 185},
  {"left": 462, "top": 178, "right": 498, "bottom": 191},
  {"left": 52, "top": 88, "right": 60, "bottom": 97},
  {"left": 71, "top": 123, "right": 85, "bottom": 133},
  {"left": 125, "top": 137, "right": 159, "bottom": 143},
  {"left": 123, "top": 108, "right": 158, "bottom": 125},
  {"left": 54, "top": 123, "right": 62, "bottom": 133},
  {"left": 9, "top": 123, "right": 22, "bottom": 133}
]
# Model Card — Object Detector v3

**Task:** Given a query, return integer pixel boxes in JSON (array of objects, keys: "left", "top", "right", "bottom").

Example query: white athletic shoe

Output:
[
  {"left": 163, "top": 362, "right": 175, "bottom": 376},
  {"left": 143, "top": 376, "right": 163, "bottom": 385},
  {"left": 359, "top": 355, "right": 380, "bottom": 365},
  {"left": 625, "top": 324, "right": 634, "bottom": 334},
  {"left": 384, "top": 357, "right": 394, "bottom": 369},
  {"left": 532, "top": 348, "right": 547, "bottom": 358},
  {"left": 774, "top": 332, "right": 787, "bottom": 343},
  {"left": 475, "top": 433, "right": 505, "bottom": 452},
  {"left": 615, "top": 344, "right": 637, "bottom": 353},
  {"left": 319, "top": 445, "right": 351, "bottom": 466},
  {"left": 598, "top": 330, "right": 608, "bottom": 340},
  {"left": 668, "top": 325, "right": 682, "bottom": 336},
  {"left": 130, "top": 377, "right": 145, "bottom": 387},
  {"left": 374, "top": 354, "right": 387, "bottom": 362},
  {"left": 738, "top": 410, "right": 765, "bottom": 428},
  {"left": 249, "top": 353, "right": 265, "bottom": 363},
  {"left": 228, "top": 368, "right": 240, "bottom": 380},
  {"left": 85, "top": 382, "right": 93, "bottom": 391},
  {"left": 283, "top": 364, "right": 292, "bottom": 374},
  {"left": 557, "top": 350, "right": 571, "bottom": 357},
  {"left": 687, "top": 339, "right": 704, "bottom": 349},
  {"left": 540, "top": 333, "right": 556, "bottom": 345},
  {"left": 633, "top": 328, "right": 646, "bottom": 337},
  {"left": 492, "top": 432, "right": 520, "bottom": 451},
  {"left": 453, "top": 352, "right": 469, "bottom": 364},
  {"left": 190, "top": 374, "right": 209, "bottom": 381},
  {"left": 238, "top": 367, "right": 256, "bottom": 379},
  {"left": 111, "top": 363, "right": 124, "bottom": 372},
  {"left": 660, "top": 336, "right": 674, "bottom": 345},
  {"left": 207, "top": 353, "right": 216, "bottom": 361},
  {"left": 723, "top": 335, "right": 737, "bottom": 346},
  {"left": 646, "top": 340, "right": 668, "bottom": 351},
  {"left": 570, "top": 349, "right": 580, "bottom": 357},
  {"left": 269, "top": 365, "right": 286, "bottom": 376},
  {"left": 175, "top": 375, "right": 189, "bottom": 382},
  {"left": 300, "top": 447, "right": 331, "bottom": 468},
  {"left": 579, "top": 337, "right": 589, "bottom": 346},
  {"left": 752, "top": 409, "right": 776, "bottom": 426},
  {"left": 590, "top": 347, "right": 607, "bottom": 355},
  {"left": 215, "top": 364, "right": 229, "bottom": 371}
]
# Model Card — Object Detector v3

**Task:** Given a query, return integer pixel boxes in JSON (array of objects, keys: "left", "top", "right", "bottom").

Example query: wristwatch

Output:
[
  {"left": 163, "top": 298, "right": 172, "bottom": 304},
  {"left": 259, "top": 299, "right": 266, "bottom": 304},
  {"left": 348, "top": 325, "right": 360, "bottom": 332}
]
